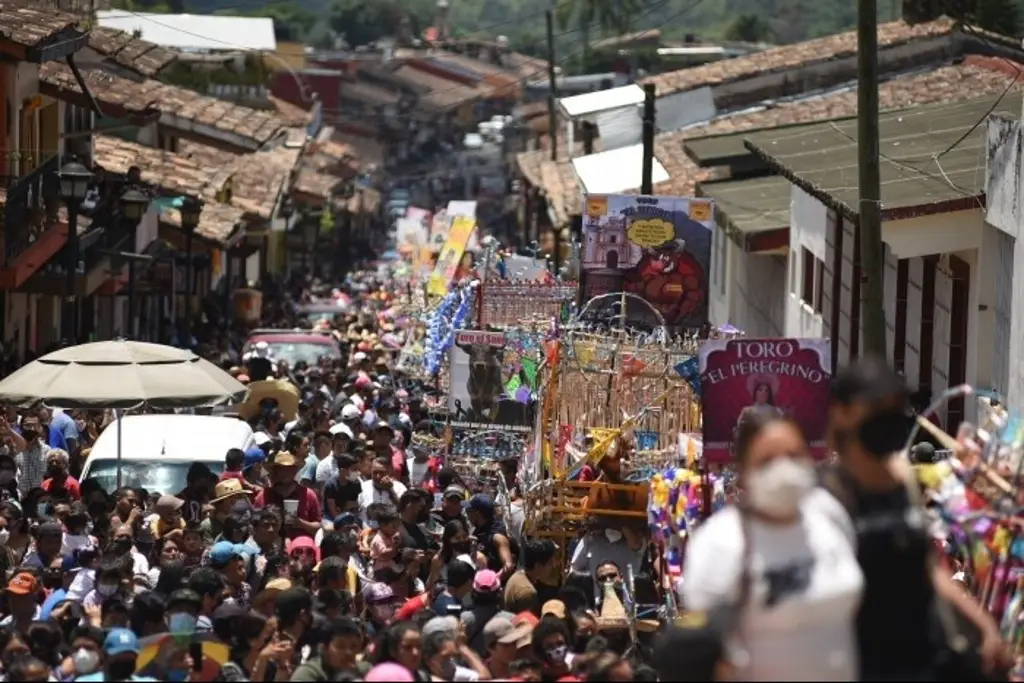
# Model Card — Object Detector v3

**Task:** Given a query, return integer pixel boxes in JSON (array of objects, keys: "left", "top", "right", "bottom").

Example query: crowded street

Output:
[{"left": 0, "top": 0, "right": 1022, "bottom": 680}]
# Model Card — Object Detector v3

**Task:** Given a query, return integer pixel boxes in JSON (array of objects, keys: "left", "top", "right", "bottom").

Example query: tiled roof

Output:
[
  {"left": 39, "top": 63, "right": 286, "bottom": 149},
  {"left": 180, "top": 139, "right": 302, "bottom": 220},
  {"left": 392, "top": 65, "right": 486, "bottom": 112},
  {"left": 641, "top": 17, "right": 957, "bottom": 98},
  {"left": 342, "top": 80, "right": 402, "bottom": 107},
  {"left": 528, "top": 59, "right": 1014, "bottom": 224},
  {"left": 311, "top": 131, "right": 386, "bottom": 171},
  {"left": 161, "top": 201, "right": 245, "bottom": 245},
  {"left": 268, "top": 96, "right": 312, "bottom": 128},
  {"left": 0, "top": 2, "right": 83, "bottom": 48},
  {"left": 86, "top": 25, "right": 178, "bottom": 77},
  {"left": 429, "top": 51, "right": 514, "bottom": 78},
  {"left": 294, "top": 168, "right": 343, "bottom": 199},
  {"left": 516, "top": 140, "right": 605, "bottom": 187},
  {"left": 223, "top": 145, "right": 303, "bottom": 220},
  {"left": 93, "top": 135, "right": 228, "bottom": 199}
]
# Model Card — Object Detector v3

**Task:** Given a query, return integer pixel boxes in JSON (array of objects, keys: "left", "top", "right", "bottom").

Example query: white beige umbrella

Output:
[{"left": 0, "top": 340, "right": 249, "bottom": 409}]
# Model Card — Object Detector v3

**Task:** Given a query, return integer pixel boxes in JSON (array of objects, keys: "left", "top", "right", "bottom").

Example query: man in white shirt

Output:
[
  {"left": 358, "top": 457, "right": 406, "bottom": 521},
  {"left": 315, "top": 424, "right": 354, "bottom": 485}
]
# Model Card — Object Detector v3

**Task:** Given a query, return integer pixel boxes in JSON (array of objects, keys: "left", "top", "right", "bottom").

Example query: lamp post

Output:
[
  {"left": 58, "top": 160, "right": 93, "bottom": 344},
  {"left": 120, "top": 187, "right": 150, "bottom": 339},
  {"left": 179, "top": 196, "right": 203, "bottom": 316}
]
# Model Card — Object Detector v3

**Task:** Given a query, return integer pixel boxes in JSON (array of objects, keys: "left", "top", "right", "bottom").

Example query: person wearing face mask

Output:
[
  {"left": 13, "top": 416, "right": 49, "bottom": 498},
  {"left": 83, "top": 557, "right": 130, "bottom": 609},
  {"left": 823, "top": 357, "right": 1011, "bottom": 681},
  {"left": 22, "top": 521, "right": 63, "bottom": 570},
  {"left": 681, "top": 406, "right": 862, "bottom": 681},
  {"left": 322, "top": 453, "right": 361, "bottom": 522},
  {"left": 57, "top": 625, "right": 104, "bottom": 681},
  {"left": 420, "top": 624, "right": 490, "bottom": 682},
  {"left": 253, "top": 451, "right": 321, "bottom": 540},
  {"left": 531, "top": 616, "right": 574, "bottom": 681},
  {"left": 74, "top": 628, "right": 158, "bottom": 682}
]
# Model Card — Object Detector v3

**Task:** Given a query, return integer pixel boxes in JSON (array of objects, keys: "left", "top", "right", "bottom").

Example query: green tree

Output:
[{"left": 724, "top": 14, "right": 774, "bottom": 42}]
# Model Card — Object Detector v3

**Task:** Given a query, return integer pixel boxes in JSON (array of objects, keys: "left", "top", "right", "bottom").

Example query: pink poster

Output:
[{"left": 699, "top": 338, "right": 831, "bottom": 463}]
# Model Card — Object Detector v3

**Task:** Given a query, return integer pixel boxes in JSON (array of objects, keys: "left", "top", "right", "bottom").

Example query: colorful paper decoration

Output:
[{"left": 635, "top": 430, "right": 659, "bottom": 451}]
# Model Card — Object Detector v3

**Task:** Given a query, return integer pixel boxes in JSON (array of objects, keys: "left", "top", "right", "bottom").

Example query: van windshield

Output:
[{"left": 84, "top": 460, "right": 225, "bottom": 496}]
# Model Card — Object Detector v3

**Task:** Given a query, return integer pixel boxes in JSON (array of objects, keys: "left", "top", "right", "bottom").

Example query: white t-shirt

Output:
[
  {"left": 682, "top": 489, "right": 863, "bottom": 682},
  {"left": 358, "top": 479, "right": 407, "bottom": 520}
]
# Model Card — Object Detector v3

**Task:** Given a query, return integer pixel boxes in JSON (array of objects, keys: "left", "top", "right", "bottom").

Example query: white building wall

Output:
[
  {"left": 931, "top": 261, "right": 953, "bottom": 423},
  {"left": 986, "top": 115, "right": 1024, "bottom": 405},
  {"left": 708, "top": 227, "right": 729, "bottom": 326},
  {"left": 904, "top": 257, "right": 923, "bottom": 390},
  {"left": 785, "top": 186, "right": 826, "bottom": 338},
  {"left": 884, "top": 244, "right": 898, "bottom": 363},
  {"left": 837, "top": 217, "right": 857, "bottom": 366},
  {"left": 728, "top": 245, "right": 786, "bottom": 337}
]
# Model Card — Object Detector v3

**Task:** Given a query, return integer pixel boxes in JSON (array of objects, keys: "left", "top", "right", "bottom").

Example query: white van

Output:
[{"left": 80, "top": 414, "right": 256, "bottom": 495}]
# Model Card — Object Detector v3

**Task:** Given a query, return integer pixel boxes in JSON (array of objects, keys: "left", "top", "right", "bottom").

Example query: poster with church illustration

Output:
[{"left": 581, "top": 194, "right": 714, "bottom": 328}]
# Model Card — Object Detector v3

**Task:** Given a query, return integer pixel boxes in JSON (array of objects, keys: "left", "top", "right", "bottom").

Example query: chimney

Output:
[{"left": 436, "top": 0, "right": 450, "bottom": 41}]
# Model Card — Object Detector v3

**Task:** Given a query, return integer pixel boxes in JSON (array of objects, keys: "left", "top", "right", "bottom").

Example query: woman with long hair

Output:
[
  {"left": 681, "top": 406, "right": 863, "bottom": 680},
  {"left": 371, "top": 621, "right": 424, "bottom": 681}
]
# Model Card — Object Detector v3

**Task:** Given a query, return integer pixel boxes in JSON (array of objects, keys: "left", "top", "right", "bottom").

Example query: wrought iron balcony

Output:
[{"left": 1, "top": 154, "right": 62, "bottom": 264}]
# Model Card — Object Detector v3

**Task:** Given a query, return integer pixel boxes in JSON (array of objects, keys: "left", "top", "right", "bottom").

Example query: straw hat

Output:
[
  {"left": 595, "top": 583, "right": 629, "bottom": 632},
  {"left": 211, "top": 478, "right": 252, "bottom": 505}
]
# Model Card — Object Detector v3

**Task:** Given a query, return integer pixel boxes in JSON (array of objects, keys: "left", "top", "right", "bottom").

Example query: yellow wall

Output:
[{"left": 268, "top": 43, "right": 307, "bottom": 71}]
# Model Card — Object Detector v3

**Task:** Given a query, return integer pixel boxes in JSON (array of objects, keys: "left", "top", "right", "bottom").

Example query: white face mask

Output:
[
  {"left": 96, "top": 582, "right": 119, "bottom": 598},
  {"left": 604, "top": 528, "right": 623, "bottom": 543},
  {"left": 745, "top": 457, "right": 814, "bottom": 518},
  {"left": 0, "top": 529, "right": 10, "bottom": 546},
  {"left": 72, "top": 648, "right": 100, "bottom": 675}
]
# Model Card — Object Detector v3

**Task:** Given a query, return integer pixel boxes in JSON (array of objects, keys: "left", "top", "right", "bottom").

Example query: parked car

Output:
[{"left": 242, "top": 328, "right": 342, "bottom": 366}]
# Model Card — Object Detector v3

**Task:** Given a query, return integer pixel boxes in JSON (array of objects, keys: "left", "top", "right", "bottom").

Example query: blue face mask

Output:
[
  {"left": 167, "top": 669, "right": 189, "bottom": 682},
  {"left": 168, "top": 612, "right": 198, "bottom": 635}
]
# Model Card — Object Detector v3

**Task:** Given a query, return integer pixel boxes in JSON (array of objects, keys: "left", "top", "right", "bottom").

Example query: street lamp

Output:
[
  {"left": 179, "top": 196, "right": 203, "bottom": 315},
  {"left": 119, "top": 186, "right": 151, "bottom": 340},
  {"left": 58, "top": 160, "right": 93, "bottom": 344}
]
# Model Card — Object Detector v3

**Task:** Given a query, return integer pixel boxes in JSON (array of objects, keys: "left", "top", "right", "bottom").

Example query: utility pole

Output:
[
  {"left": 641, "top": 83, "right": 656, "bottom": 194},
  {"left": 857, "top": 0, "right": 886, "bottom": 357},
  {"left": 546, "top": 9, "right": 558, "bottom": 162}
]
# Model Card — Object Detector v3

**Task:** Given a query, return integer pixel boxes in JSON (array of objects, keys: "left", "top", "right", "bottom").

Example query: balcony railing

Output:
[{"left": 2, "top": 154, "right": 62, "bottom": 265}]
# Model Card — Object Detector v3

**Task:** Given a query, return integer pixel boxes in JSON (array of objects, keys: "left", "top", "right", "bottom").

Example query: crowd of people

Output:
[{"left": 0, "top": 261, "right": 1013, "bottom": 682}]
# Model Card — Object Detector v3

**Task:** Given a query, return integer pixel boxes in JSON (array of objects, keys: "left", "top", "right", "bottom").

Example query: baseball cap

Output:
[
  {"left": 442, "top": 486, "right": 466, "bottom": 501},
  {"left": 473, "top": 569, "right": 500, "bottom": 593},
  {"left": 366, "top": 663, "right": 414, "bottom": 682},
  {"left": 422, "top": 615, "right": 459, "bottom": 639},
  {"left": 329, "top": 422, "right": 354, "bottom": 439},
  {"left": 153, "top": 493, "right": 186, "bottom": 516},
  {"left": 5, "top": 571, "right": 38, "bottom": 596},
  {"left": 341, "top": 404, "right": 361, "bottom": 421},
  {"left": 353, "top": 352, "right": 368, "bottom": 363},
  {"left": 363, "top": 581, "right": 394, "bottom": 604},
  {"left": 467, "top": 494, "right": 494, "bottom": 515},
  {"left": 104, "top": 628, "right": 139, "bottom": 656},
  {"left": 355, "top": 375, "right": 373, "bottom": 389},
  {"left": 333, "top": 512, "right": 360, "bottom": 529},
  {"left": 209, "top": 541, "right": 249, "bottom": 566},
  {"left": 484, "top": 615, "right": 533, "bottom": 648},
  {"left": 167, "top": 589, "right": 203, "bottom": 610},
  {"left": 541, "top": 599, "right": 567, "bottom": 619},
  {"left": 271, "top": 451, "right": 299, "bottom": 468},
  {"left": 243, "top": 447, "right": 266, "bottom": 470},
  {"left": 253, "top": 431, "right": 273, "bottom": 447}
]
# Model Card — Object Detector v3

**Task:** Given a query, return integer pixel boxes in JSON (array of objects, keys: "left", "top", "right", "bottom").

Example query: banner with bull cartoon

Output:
[
  {"left": 448, "top": 329, "right": 541, "bottom": 440},
  {"left": 580, "top": 193, "right": 714, "bottom": 328},
  {"left": 699, "top": 338, "right": 832, "bottom": 463}
]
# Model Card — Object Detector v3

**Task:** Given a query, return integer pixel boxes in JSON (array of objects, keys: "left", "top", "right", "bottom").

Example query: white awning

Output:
[
  {"left": 571, "top": 144, "right": 669, "bottom": 194},
  {"left": 559, "top": 84, "right": 645, "bottom": 119}
]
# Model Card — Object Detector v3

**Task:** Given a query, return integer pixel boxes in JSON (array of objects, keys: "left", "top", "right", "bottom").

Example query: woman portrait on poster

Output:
[{"left": 744, "top": 373, "right": 785, "bottom": 417}]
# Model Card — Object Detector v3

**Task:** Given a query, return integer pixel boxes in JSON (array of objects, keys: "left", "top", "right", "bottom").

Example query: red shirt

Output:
[
  {"left": 254, "top": 485, "right": 321, "bottom": 539},
  {"left": 390, "top": 446, "right": 406, "bottom": 481},
  {"left": 42, "top": 476, "right": 80, "bottom": 500}
]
